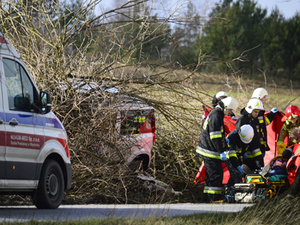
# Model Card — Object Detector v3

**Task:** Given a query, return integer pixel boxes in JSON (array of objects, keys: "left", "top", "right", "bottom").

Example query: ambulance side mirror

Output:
[{"left": 40, "top": 91, "right": 51, "bottom": 114}]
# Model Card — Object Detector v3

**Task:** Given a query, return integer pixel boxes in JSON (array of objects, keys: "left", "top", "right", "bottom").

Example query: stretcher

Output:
[{"left": 225, "top": 156, "right": 289, "bottom": 203}]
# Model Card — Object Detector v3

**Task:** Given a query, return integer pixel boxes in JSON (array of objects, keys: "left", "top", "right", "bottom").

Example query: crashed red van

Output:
[
  {"left": 117, "top": 101, "right": 155, "bottom": 170},
  {"left": 0, "top": 32, "right": 71, "bottom": 209},
  {"left": 71, "top": 81, "right": 155, "bottom": 171}
]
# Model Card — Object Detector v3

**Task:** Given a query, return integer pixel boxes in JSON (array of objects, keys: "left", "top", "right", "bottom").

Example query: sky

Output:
[
  {"left": 257, "top": 0, "right": 299, "bottom": 18},
  {"left": 97, "top": 0, "right": 299, "bottom": 19}
]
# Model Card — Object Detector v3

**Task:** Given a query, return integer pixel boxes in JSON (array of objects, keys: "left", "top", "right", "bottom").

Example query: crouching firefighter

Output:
[
  {"left": 225, "top": 124, "right": 255, "bottom": 189},
  {"left": 196, "top": 97, "right": 238, "bottom": 202}
]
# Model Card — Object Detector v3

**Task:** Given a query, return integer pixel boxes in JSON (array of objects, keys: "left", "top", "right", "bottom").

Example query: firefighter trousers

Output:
[{"left": 201, "top": 155, "right": 224, "bottom": 202}]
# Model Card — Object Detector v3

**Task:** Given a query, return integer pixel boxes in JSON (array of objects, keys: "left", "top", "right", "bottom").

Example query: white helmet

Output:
[
  {"left": 238, "top": 124, "right": 254, "bottom": 144},
  {"left": 252, "top": 88, "right": 268, "bottom": 99},
  {"left": 245, "top": 98, "right": 264, "bottom": 114},
  {"left": 216, "top": 91, "right": 228, "bottom": 100},
  {"left": 221, "top": 97, "right": 238, "bottom": 112}
]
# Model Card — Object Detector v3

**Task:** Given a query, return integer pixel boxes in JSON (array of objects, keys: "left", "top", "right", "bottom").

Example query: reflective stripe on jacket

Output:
[
  {"left": 235, "top": 108, "right": 262, "bottom": 157},
  {"left": 197, "top": 106, "right": 225, "bottom": 159},
  {"left": 247, "top": 148, "right": 262, "bottom": 158},
  {"left": 203, "top": 186, "right": 223, "bottom": 195},
  {"left": 227, "top": 129, "right": 251, "bottom": 168},
  {"left": 256, "top": 110, "right": 275, "bottom": 153},
  {"left": 196, "top": 146, "right": 221, "bottom": 159}
]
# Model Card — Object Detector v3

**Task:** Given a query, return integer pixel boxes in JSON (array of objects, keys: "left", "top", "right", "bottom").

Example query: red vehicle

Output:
[
  {"left": 77, "top": 82, "right": 156, "bottom": 171},
  {"left": 118, "top": 102, "right": 155, "bottom": 170}
]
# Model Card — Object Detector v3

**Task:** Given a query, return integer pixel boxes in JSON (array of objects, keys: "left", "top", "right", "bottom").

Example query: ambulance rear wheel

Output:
[{"left": 33, "top": 159, "right": 64, "bottom": 209}]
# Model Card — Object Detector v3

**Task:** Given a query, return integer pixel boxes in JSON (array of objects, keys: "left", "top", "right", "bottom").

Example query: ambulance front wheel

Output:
[{"left": 33, "top": 159, "right": 65, "bottom": 209}]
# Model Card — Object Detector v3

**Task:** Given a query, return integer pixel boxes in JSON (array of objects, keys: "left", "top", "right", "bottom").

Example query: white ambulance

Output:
[{"left": 0, "top": 32, "right": 71, "bottom": 209}]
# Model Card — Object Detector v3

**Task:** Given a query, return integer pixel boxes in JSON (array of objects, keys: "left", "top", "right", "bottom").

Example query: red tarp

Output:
[
  {"left": 195, "top": 107, "right": 286, "bottom": 184},
  {"left": 264, "top": 111, "right": 287, "bottom": 165}
]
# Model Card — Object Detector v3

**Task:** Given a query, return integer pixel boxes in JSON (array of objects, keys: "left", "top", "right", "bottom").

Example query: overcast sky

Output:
[
  {"left": 97, "top": 0, "right": 299, "bottom": 19},
  {"left": 256, "top": 0, "right": 299, "bottom": 18}
]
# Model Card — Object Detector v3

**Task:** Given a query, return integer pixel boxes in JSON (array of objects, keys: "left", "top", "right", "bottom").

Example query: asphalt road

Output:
[{"left": 0, "top": 203, "right": 253, "bottom": 222}]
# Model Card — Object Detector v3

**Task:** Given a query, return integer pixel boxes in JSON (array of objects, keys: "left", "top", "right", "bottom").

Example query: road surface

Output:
[{"left": 0, "top": 203, "right": 253, "bottom": 222}]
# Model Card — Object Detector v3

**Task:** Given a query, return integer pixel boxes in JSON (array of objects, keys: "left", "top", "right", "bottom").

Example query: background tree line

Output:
[
  {"left": 85, "top": 0, "right": 300, "bottom": 79},
  {"left": 24, "top": 0, "right": 298, "bottom": 80}
]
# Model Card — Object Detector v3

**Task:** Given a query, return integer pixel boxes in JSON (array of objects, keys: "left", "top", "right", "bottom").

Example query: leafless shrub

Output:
[{"left": 0, "top": 0, "right": 208, "bottom": 203}]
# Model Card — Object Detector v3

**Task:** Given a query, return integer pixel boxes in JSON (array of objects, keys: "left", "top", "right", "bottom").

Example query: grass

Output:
[{"left": 0, "top": 213, "right": 239, "bottom": 225}]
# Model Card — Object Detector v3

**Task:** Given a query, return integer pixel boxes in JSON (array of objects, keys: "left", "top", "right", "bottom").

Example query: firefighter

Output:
[
  {"left": 211, "top": 91, "right": 235, "bottom": 118},
  {"left": 196, "top": 97, "right": 238, "bottom": 202},
  {"left": 235, "top": 98, "right": 264, "bottom": 172},
  {"left": 202, "top": 91, "right": 234, "bottom": 129},
  {"left": 251, "top": 88, "right": 278, "bottom": 156},
  {"left": 278, "top": 105, "right": 300, "bottom": 155},
  {"left": 226, "top": 124, "right": 254, "bottom": 188},
  {"left": 211, "top": 91, "right": 228, "bottom": 107}
]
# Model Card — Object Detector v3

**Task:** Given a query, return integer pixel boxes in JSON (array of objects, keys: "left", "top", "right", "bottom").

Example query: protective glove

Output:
[
  {"left": 277, "top": 143, "right": 287, "bottom": 156},
  {"left": 231, "top": 116, "right": 237, "bottom": 120},
  {"left": 225, "top": 137, "right": 230, "bottom": 144},
  {"left": 271, "top": 108, "right": 278, "bottom": 113},
  {"left": 243, "top": 152, "right": 248, "bottom": 160},
  {"left": 220, "top": 152, "right": 227, "bottom": 161},
  {"left": 237, "top": 165, "right": 244, "bottom": 175}
]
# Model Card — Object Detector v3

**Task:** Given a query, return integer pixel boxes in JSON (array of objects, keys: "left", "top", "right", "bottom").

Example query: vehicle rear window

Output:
[{"left": 120, "top": 109, "right": 154, "bottom": 135}]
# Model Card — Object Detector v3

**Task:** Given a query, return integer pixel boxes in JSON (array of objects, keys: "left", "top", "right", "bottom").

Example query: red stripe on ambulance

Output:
[
  {"left": 6, "top": 132, "right": 70, "bottom": 157},
  {"left": 0, "top": 36, "right": 8, "bottom": 44},
  {"left": 7, "top": 132, "right": 44, "bottom": 150}
]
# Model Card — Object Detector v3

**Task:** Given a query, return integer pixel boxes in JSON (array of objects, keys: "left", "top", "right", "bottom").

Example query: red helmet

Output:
[{"left": 286, "top": 105, "right": 300, "bottom": 119}]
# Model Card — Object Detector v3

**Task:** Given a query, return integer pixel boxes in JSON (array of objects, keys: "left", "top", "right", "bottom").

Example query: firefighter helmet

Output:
[
  {"left": 238, "top": 124, "right": 254, "bottom": 144},
  {"left": 221, "top": 97, "right": 238, "bottom": 111},
  {"left": 216, "top": 91, "right": 228, "bottom": 100},
  {"left": 252, "top": 88, "right": 268, "bottom": 99},
  {"left": 245, "top": 99, "right": 264, "bottom": 114},
  {"left": 286, "top": 105, "right": 300, "bottom": 120}
]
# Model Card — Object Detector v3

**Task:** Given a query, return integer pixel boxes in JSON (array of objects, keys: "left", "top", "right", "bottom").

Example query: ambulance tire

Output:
[{"left": 33, "top": 159, "right": 64, "bottom": 209}]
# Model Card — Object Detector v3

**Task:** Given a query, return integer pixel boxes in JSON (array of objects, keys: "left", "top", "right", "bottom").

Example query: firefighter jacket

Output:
[
  {"left": 278, "top": 117, "right": 300, "bottom": 145},
  {"left": 226, "top": 130, "right": 250, "bottom": 168},
  {"left": 257, "top": 110, "right": 276, "bottom": 153},
  {"left": 235, "top": 108, "right": 262, "bottom": 160},
  {"left": 197, "top": 104, "right": 226, "bottom": 160}
]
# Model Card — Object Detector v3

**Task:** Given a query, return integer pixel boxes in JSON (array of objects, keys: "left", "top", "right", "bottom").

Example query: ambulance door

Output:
[
  {"left": 0, "top": 57, "right": 6, "bottom": 185},
  {"left": 2, "top": 58, "right": 42, "bottom": 186}
]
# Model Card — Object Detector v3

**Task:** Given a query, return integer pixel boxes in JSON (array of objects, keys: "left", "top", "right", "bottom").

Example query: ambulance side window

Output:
[{"left": 3, "top": 58, "right": 35, "bottom": 112}]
